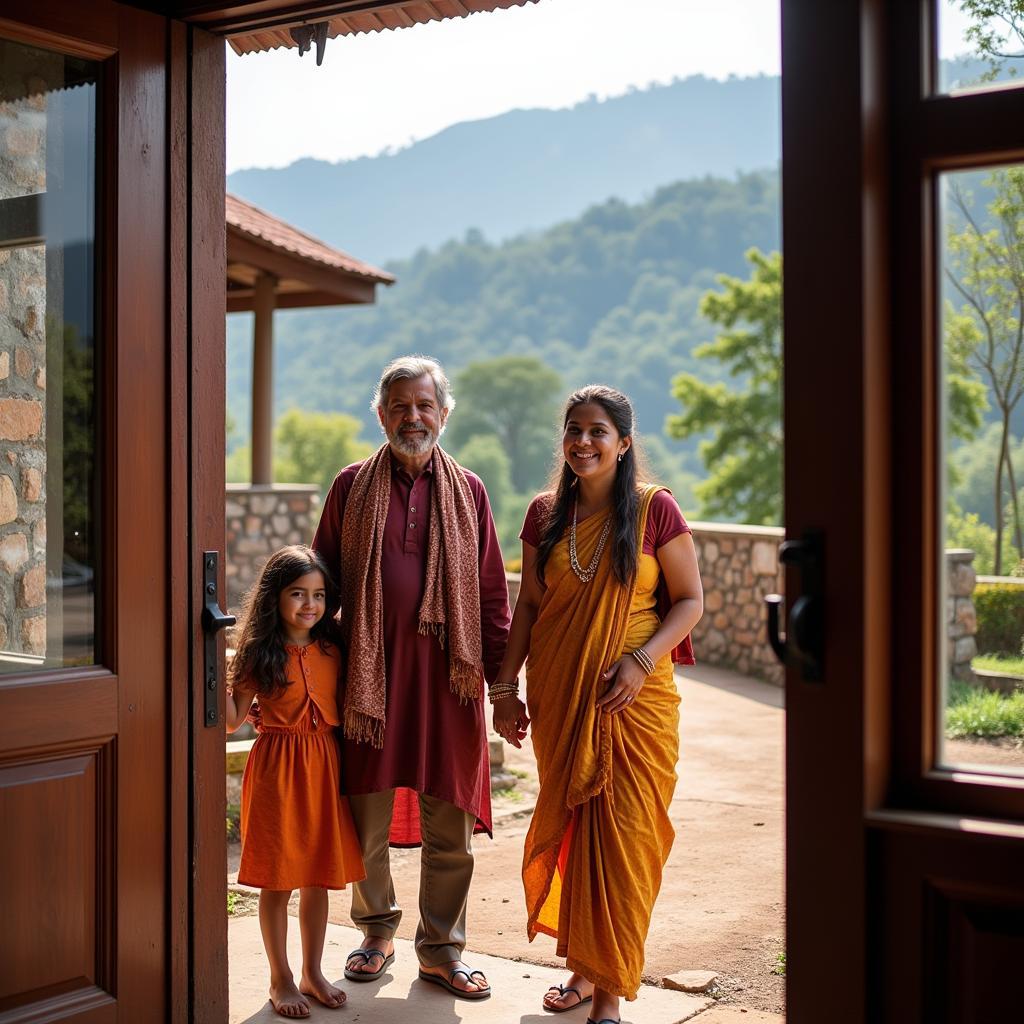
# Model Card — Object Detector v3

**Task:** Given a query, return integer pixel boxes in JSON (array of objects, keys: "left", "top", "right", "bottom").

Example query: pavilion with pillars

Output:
[
  {"left": 223, "top": 194, "right": 393, "bottom": 609},
  {"left": 225, "top": 192, "right": 394, "bottom": 485}
]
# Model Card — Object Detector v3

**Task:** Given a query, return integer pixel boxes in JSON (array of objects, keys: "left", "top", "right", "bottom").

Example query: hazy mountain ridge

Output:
[{"left": 227, "top": 74, "right": 781, "bottom": 264}]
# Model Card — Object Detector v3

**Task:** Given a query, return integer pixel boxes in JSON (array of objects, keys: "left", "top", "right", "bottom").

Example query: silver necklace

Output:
[{"left": 569, "top": 499, "right": 612, "bottom": 583}]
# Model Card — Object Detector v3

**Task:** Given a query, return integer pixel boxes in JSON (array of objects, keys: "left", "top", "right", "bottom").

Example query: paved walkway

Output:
[
  {"left": 228, "top": 663, "right": 786, "bottom": 1022},
  {"left": 228, "top": 917, "right": 714, "bottom": 1022}
]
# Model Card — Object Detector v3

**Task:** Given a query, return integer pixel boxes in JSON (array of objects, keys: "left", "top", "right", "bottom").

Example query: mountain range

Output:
[{"left": 227, "top": 74, "right": 781, "bottom": 265}]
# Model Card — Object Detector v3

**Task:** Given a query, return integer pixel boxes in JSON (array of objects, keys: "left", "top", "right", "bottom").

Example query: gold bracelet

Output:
[{"left": 631, "top": 647, "right": 655, "bottom": 675}]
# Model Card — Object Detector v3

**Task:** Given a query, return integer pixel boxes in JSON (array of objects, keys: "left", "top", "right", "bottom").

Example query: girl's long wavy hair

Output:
[
  {"left": 229, "top": 545, "right": 341, "bottom": 698},
  {"left": 535, "top": 384, "right": 651, "bottom": 587}
]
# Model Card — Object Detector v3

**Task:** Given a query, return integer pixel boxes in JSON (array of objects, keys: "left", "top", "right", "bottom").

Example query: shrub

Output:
[
  {"left": 946, "top": 681, "right": 1024, "bottom": 739},
  {"left": 973, "top": 582, "right": 1024, "bottom": 655}
]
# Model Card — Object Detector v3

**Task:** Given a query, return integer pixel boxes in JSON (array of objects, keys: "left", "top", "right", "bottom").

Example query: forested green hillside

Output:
[{"left": 226, "top": 171, "right": 781, "bottom": 494}]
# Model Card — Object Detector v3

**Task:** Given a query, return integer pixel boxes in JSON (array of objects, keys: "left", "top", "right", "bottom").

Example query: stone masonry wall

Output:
[
  {"left": 689, "top": 522, "right": 786, "bottom": 685},
  {"left": 225, "top": 484, "right": 320, "bottom": 617},
  {"left": 947, "top": 549, "right": 978, "bottom": 682},
  {"left": 0, "top": 51, "right": 49, "bottom": 658}
]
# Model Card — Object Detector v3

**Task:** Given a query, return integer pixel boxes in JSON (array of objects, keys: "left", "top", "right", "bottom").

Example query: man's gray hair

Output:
[{"left": 372, "top": 355, "right": 456, "bottom": 414}]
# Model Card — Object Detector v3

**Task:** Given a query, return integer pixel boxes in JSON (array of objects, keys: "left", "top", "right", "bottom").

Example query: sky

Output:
[{"left": 226, "top": 0, "right": 981, "bottom": 174}]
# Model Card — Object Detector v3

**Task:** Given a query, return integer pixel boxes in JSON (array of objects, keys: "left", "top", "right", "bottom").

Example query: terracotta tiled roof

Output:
[
  {"left": 226, "top": 193, "right": 395, "bottom": 285},
  {"left": 226, "top": 0, "right": 540, "bottom": 56}
]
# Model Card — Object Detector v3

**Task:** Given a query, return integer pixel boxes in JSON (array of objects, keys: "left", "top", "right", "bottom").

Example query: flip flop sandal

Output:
[
  {"left": 343, "top": 947, "right": 394, "bottom": 982},
  {"left": 544, "top": 984, "right": 593, "bottom": 1013},
  {"left": 418, "top": 966, "right": 492, "bottom": 1000}
]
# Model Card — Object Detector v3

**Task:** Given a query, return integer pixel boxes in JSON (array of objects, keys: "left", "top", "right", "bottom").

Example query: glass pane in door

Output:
[
  {"left": 936, "top": 0, "right": 1024, "bottom": 94},
  {"left": 939, "top": 160, "right": 1024, "bottom": 775},
  {"left": 0, "top": 39, "right": 100, "bottom": 673}
]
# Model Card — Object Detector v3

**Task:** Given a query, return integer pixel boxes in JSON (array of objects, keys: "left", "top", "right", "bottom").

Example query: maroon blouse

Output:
[
  {"left": 520, "top": 488, "right": 696, "bottom": 665},
  {"left": 313, "top": 452, "right": 510, "bottom": 846}
]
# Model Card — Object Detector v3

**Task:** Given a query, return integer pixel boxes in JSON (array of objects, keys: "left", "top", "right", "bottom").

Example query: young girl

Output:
[{"left": 227, "top": 545, "right": 365, "bottom": 1019}]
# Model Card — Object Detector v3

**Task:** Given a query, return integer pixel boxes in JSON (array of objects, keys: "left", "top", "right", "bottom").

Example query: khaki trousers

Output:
[{"left": 348, "top": 790, "right": 475, "bottom": 967}]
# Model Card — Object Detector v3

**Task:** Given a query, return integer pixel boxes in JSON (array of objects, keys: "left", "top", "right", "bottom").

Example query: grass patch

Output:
[
  {"left": 770, "top": 952, "right": 786, "bottom": 976},
  {"left": 946, "top": 682, "right": 1024, "bottom": 739},
  {"left": 493, "top": 786, "right": 523, "bottom": 802},
  {"left": 227, "top": 891, "right": 239, "bottom": 915},
  {"left": 509, "top": 768, "right": 529, "bottom": 780},
  {"left": 226, "top": 802, "right": 241, "bottom": 842},
  {"left": 973, "top": 653, "right": 1024, "bottom": 677}
]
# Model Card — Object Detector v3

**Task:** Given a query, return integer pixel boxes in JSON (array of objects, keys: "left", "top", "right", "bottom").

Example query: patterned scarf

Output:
[{"left": 339, "top": 443, "right": 484, "bottom": 747}]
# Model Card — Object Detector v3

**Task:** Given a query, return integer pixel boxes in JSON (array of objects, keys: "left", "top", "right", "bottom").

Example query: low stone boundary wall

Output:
[
  {"left": 226, "top": 483, "right": 320, "bottom": 615},
  {"left": 688, "top": 522, "right": 785, "bottom": 685},
  {"left": 948, "top": 549, "right": 978, "bottom": 682}
]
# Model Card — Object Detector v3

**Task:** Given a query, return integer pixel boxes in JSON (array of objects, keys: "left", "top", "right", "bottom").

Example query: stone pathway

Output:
[{"left": 228, "top": 916, "right": 718, "bottom": 1023}]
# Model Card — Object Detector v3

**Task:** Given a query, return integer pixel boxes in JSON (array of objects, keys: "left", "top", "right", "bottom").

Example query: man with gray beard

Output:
[{"left": 313, "top": 355, "right": 510, "bottom": 999}]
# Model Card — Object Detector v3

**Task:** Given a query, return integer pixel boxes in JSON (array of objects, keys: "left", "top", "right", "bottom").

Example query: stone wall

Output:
[
  {"left": 689, "top": 522, "right": 786, "bottom": 685},
  {"left": 947, "top": 549, "right": 978, "bottom": 682},
  {"left": 225, "top": 484, "right": 320, "bottom": 616},
  {"left": 0, "top": 49, "right": 49, "bottom": 659}
]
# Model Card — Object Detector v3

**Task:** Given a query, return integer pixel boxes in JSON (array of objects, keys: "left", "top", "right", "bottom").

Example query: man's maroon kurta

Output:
[{"left": 313, "top": 452, "right": 510, "bottom": 847}]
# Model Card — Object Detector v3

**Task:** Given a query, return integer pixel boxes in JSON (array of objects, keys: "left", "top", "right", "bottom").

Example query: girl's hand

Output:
[
  {"left": 492, "top": 696, "right": 530, "bottom": 748},
  {"left": 596, "top": 656, "right": 646, "bottom": 714}
]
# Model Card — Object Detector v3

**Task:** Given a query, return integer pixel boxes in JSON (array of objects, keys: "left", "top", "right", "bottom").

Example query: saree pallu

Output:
[{"left": 523, "top": 485, "right": 681, "bottom": 1000}]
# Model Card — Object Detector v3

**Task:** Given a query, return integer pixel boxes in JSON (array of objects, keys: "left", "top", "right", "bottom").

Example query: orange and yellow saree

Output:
[{"left": 523, "top": 485, "right": 682, "bottom": 999}]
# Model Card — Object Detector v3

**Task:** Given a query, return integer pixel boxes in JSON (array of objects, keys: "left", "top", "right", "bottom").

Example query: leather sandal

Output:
[
  {"left": 418, "top": 965, "right": 491, "bottom": 1000},
  {"left": 544, "top": 983, "right": 593, "bottom": 1013},
  {"left": 343, "top": 946, "right": 394, "bottom": 982}
]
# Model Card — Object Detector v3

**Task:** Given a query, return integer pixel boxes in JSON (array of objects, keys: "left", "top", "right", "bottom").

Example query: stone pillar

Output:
[
  {"left": 946, "top": 548, "right": 977, "bottom": 682},
  {"left": 250, "top": 272, "right": 275, "bottom": 486}
]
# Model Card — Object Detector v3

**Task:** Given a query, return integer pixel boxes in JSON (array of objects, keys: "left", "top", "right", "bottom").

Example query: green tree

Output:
[
  {"left": 945, "top": 168, "right": 1024, "bottom": 572},
  {"left": 666, "top": 248, "right": 783, "bottom": 525},
  {"left": 455, "top": 434, "right": 513, "bottom": 525},
  {"left": 445, "top": 356, "right": 563, "bottom": 492},
  {"left": 960, "top": 1, "right": 1024, "bottom": 79},
  {"left": 225, "top": 409, "right": 373, "bottom": 499}
]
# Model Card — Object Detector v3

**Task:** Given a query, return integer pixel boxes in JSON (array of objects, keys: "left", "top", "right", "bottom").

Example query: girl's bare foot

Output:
[
  {"left": 269, "top": 978, "right": 310, "bottom": 1018},
  {"left": 299, "top": 969, "right": 347, "bottom": 1009},
  {"left": 543, "top": 972, "right": 594, "bottom": 1011}
]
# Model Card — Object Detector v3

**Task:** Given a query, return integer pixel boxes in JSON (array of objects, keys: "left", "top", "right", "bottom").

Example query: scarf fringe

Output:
[
  {"left": 451, "top": 656, "right": 482, "bottom": 704},
  {"left": 344, "top": 707, "right": 385, "bottom": 749}
]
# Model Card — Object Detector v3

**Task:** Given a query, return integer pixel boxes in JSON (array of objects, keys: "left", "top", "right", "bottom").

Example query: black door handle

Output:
[
  {"left": 765, "top": 530, "right": 824, "bottom": 681},
  {"left": 201, "top": 551, "right": 236, "bottom": 727}
]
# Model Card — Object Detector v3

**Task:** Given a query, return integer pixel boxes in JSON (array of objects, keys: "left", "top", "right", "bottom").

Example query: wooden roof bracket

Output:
[{"left": 289, "top": 20, "right": 329, "bottom": 64}]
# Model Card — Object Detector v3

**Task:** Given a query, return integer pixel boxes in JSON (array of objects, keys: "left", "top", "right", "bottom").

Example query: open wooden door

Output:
[
  {"left": 0, "top": 3, "right": 228, "bottom": 1021},
  {"left": 783, "top": 2, "right": 1024, "bottom": 1020}
]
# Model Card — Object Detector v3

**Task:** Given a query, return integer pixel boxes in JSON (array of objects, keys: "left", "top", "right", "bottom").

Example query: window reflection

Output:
[
  {"left": 939, "top": 162, "right": 1024, "bottom": 775},
  {"left": 0, "top": 40, "right": 99, "bottom": 672},
  {"left": 937, "top": 0, "right": 1024, "bottom": 94}
]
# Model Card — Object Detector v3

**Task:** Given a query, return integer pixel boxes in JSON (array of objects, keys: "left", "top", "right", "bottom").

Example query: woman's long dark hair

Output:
[
  {"left": 229, "top": 544, "right": 341, "bottom": 698},
  {"left": 535, "top": 384, "right": 650, "bottom": 587}
]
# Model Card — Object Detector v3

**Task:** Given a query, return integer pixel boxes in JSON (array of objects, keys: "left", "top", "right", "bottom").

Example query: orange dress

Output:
[{"left": 238, "top": 641, "right": 365, "bottom": 890}]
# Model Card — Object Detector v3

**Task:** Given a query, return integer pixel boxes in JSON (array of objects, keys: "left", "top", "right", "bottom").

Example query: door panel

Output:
[
  {"left": 0, "top": 4, "right": 170, "bottom": 1021},
  {"left": 783, "top": 2, "right": 1024, "bottom": 1020}
]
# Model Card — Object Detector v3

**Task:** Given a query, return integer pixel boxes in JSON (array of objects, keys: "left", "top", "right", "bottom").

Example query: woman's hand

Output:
[
  {"left": 492, "top": 695, "right": 530, "bottom": 748},
  {"left": 596, "top": 655, "right": 647, "bottom": 714}
]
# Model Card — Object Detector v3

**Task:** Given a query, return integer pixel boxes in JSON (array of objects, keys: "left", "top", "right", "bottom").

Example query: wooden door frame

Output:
[
  {"left": 780, "top": 1, "right": 891, "bottom": 1019},
  {"left": 168, "top": 20, "right": 229, "bottom": 1024}
]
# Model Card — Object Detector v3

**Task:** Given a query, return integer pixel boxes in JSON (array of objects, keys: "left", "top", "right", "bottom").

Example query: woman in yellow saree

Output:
[{"left": 492, "top": 385, "right": 703, "bottom": 1024}]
